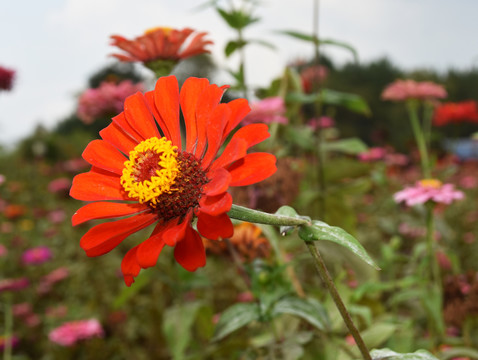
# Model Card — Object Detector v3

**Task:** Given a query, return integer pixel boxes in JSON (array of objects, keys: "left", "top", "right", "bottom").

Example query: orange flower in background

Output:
[
  {"left": 110, "top": 27, "right": 212, "bottom": 64},
  {"left": 433, "top": 100, "right": 478, "bottom": 126},
  {"left": 204, "top": 222, "right": 271, "bottom": 262},
  {"left": 70, "top": 75, "right": 277, "bottom": 286}
]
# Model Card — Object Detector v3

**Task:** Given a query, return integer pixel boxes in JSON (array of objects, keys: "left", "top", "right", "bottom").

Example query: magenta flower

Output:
[
  {"left": 21, "top": 246, "right": 53, "bottom": 265},
  {"left": 77, "top": 80, "right": 144, "bottom": 124},
  {"left": 0, "top": 66, "right": 15, "bottom": 91},
  {"left": 37, "top": 267, "right": 69, "bottom": 294},
  {"left": 241, "top": 97, "right": 288, "bottom": 126},
  {"left": 394, "top": 179, "right": 464, "bottom": 207},
  {"left": 382, "top": 79, "right": 447, "bottom": 102},
  {"left": 0, "top": 335, "right": 19, "bottom": 351},
  {"left": 358, "top": 147, "right": 387, "bottom": 162},
  {"left": 0, "top": 277, "right": 29, "bottom": 293},
  {"left": 49, "top": 319, "right": 104, "bottom": 346}
]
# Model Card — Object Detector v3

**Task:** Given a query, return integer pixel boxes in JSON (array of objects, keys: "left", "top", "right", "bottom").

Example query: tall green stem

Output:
[
  {"left": 407, "top": 101, "right": 431, "bottom": 178},
  {"left": 237, "top": 27, "right": 248, "bottom": 100},
  {"left": 306, "top": 243, "right": 372, "bottom": 360},
  {"left": 425, "top": 204, "right": 441, "bottom": 292}
]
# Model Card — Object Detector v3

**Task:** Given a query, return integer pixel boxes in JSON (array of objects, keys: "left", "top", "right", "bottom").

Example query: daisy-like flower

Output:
[
  {"left": 70, "top": 75, "right": 277, "bottom": 286},
  {"left": 381, "top": 79, "right": 447, "bottom": 102},
  {"left": 21, "top": 246, "right": 53, "bottom": 265},
  {"left": 394, "top": 179, "right": 464, "bottom": 207},
  {"left": 49, "top": 319, "right": 104, "bottom": 347},
  {"left": 110, "top": 27, "right": 212, "bottom": 76}
]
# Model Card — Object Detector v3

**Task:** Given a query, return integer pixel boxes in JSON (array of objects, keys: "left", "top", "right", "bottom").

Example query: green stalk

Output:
[
  {"left": 306, "top": 242, "right": 372, "bottom": 360},
  {"left": 407, "top": 101, "right": 431, "bottom": 178},
  {"left": 3, "top": 295, "right": 13, "bottom": 360},
  {"left": 228, "top": 204, "right": 310, "bottom": 227},
  {"left": 425, "top": 204, "right": 440, "bottom": 288}
]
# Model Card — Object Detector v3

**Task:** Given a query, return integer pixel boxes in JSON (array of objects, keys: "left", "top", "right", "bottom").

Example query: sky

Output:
[{"left": 1, "top": 0, "right": 478, "bottom": 146}]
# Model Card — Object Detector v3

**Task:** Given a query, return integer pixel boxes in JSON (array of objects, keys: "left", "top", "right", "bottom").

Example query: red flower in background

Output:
[
  {"left": 300, "top": 65, "right": 328, "bottom": 93},
  {"left": 110, "top": 27, "right": 212, "bottom": 64},
  {"left": 433, "top": 100, "right": 478, "bottom": 126},
  {"left": 70, "top": 75, "right": 276, "bottom": 286},
  {"left": 381, "top": 79, "right": 447, "bottom": 101},
  {"left": 0, "top": 66, "right": 15, "bottom": 91}
]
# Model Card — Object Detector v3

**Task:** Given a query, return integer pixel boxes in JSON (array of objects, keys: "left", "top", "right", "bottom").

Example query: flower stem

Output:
[
  {"left": 305, "top": 242, "right": 372, "bottom": 360},
  {"left": 228, "top": 204, "right": 310, "bottom": 227},
  {"left": 407, "top": 101, "right": 431, "bottom": 178},
  {"left": 3, "top": 294, "right": 13, "bottom": 360}
]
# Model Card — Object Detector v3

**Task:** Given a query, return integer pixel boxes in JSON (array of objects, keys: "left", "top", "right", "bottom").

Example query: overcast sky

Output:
[{"left": 1, "top": 0, "right": 478, "bottom": 146}]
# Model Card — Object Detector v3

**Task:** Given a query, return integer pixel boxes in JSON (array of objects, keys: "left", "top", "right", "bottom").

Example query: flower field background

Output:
[{"left": 2, "top": 1, "right": 478, "bottom": 359}]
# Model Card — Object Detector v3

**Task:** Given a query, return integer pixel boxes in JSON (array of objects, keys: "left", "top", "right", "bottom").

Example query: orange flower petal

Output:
[
  {"left": 80, "top": 212, "right": 157, "bottom": 257},
  {"left": 203, "top": 168, "right": 231, "bottom": 196},
  {"left": 201, "top": 104, "right": 229, "bottom": 169},
  {"left": 112, "top": 112, "right": 143, "bottom": 143},
  {"left": 228, "top": 153, "right": 277, "bottom": 187},
  {"left": 124, "top": 92, "right": 161, "bottom": 140},
  {"left": 100, "top": 122, "right": 138, "bottom": 155},
  {"left": 163, "top": 212, "right": 192, "bottom": 246},
  {"left": 136, "top": 223, "right": 167, "bottom": 269},
  {"left": 210, "top": 137, "right": 248, "bottom": 171},
  {"left": 194, "top": 84, "right": 229, "bottom": 157},
  {"left": 154, "top": 76, "right": 181, "bottom": 147},
  {"left": 82, "top": 139, "right": 127, "bottom": 175},
  {"left": 174, "top": 226, "right": 206, "bottom": 271},
  {"left": 231, "top": 123, "right": 271, "bottom": 148},
  {"left": 70, "top": 167, "right": 127, "bottom": 201},
  {"left": 121, "top": 245, "right": 141, "bottom": 286},
  {"left": 223, "top": 98, "right": 251, "bottom": 138},
  {"left": 197, "top": 212, "right": 233, "bottom": 240},
  {"left": 72, "top": 202, "right": 147, "bottom": 226},
  {"left": 199, "top": 192, "right": 232, "bottom": 216},
  {"left": 180, "top": 77, "right": 210, "bottom": 152}
]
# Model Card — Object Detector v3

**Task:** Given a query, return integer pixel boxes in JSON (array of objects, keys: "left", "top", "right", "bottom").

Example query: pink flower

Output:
[
  {"left": 0, "top": 244, "right": 7, "bottom": 257},
  {"left": 48, "top": 209, "right": 66, "bottom": 224},
  {"left": 300, "top": 65, "right": 328, "bottom": 93},
  {"left": 0, "top": 277, "right": 29, "bottom": 293},
  {"left": 13, "top": 303, "right": 33, "bottom": 318},
  {"left": 241, "top": 97, "right": 288, "bottom": 126},
  {"left": 77, "top": 80, "right": 144, "bottom": 124},
  {"left": 0, "top": 174, "right": 6, "bottom": 185},
  {"left": 21, "top": 246, "right": 52, "bottom": 265},
  {"left": 48, "top": 178, "right": 71, "bottom": 195},
  {"left": 0, "top": 66, "right": 15, "bottom": 91},
  {"left": 49, "top": 319, "right": 104, "bottom": 346},
  {"left": 307, "top": 116, "right": 335, "bottom": 130},
  {"left": 459, "top": 175, "right": 477, "bottom": 189},
  {"left": 394, "top": 179, "right": 464, "bottom": 206},
  {"left": 382, "top": 79, "right": 447, "bottom": 101},
  {"left": 358, "top": 147, "right": 386, "bottom": 162},
  {"left": 37, "top": 267, "right": 69, "bottom": 294}
]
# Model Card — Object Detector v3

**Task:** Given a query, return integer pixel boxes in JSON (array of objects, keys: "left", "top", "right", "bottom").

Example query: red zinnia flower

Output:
[
  {"left": 0, "top": 66, "right": 15, "bottom": 91},
  {"left": 433, "top": 100, "right": 478, "bottom": 126},
  {"left": 110, "top": 27, "right": 212, "bottom": 64},
  {"left": 70, "top": 75, "right": 277, "bottom": 286}
]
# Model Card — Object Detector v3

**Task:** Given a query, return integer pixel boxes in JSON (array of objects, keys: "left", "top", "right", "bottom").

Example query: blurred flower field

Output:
[{"left": 2, "top": 1, "right": 478, "bottom": 359}]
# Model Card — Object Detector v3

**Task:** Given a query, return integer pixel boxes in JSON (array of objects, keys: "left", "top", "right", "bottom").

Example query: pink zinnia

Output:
[
  {"left": 381, "top": 79, "right": 447, "bottom": 101},
  {"left": 48, "top": 178, "right": 72, "bottom": 195},
  {"left": 242, "top": 97, "right": 288, "bottom": 126},
  {"left": 21, "top": 246, "right": 53, "bottom": 265},
  {"left": 358, "top": 147, "right": 386, "bottom": 162},
  {"left": 394, "top": 179, "right": 464, "bottom": 207},
  {"left": 49, "top": 319, "right": 104, "bottom": 346},
  {"left": 77, "top": 80, "right": 144, "bottom": 124},
  {"left": 0, "top": 277, "right": 29, "bottom": 293},
  {"left": 0, "top": 66, "right": 15, "bottom": 91},
  {"left": 300, "top": 65, "right": 328, "bottom": 93}
]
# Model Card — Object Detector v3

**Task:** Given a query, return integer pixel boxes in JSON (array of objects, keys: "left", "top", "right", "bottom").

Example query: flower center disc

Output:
[
  {"left": 120, "top": 137, "right": 209, "bottom": 221},
  {"left": 419, "top": 179, "right": 442, "bottom": 189}
]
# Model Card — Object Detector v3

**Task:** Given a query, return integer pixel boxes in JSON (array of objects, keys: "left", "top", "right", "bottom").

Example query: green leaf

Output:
[
  {"left": 162, "top": 301, "right": 203, "bottom": 360},
  {"left": 298, "top": 220, "right": 380, "bottom": 270},
  {"left": 225, "top": 40, "right": 247, "bottom": 57},
  {"left": 277, "top": 30, "right": 358, "bottom": 62},
  {"left": 321, "top": 89, "right": 371, "bottom": 116},
  {"left": 275, "top": 206, "right": 301, "bottom": 235},
  {"left": 323, "top": 138, "right": 368, "bottom": 155},
  {"left": 217, "top": 8, "right": 259, "bottom": 30},
  {"left": 250, "top": 39, "right": 276, "bottom": 50},
  {"left": 440, "top": 347, "right": 478, "bottom": 360},
  {"left": 212, "top": 302, "right": 261, "bottom": 341},
  {"left": 271, "top": 295, "right": 330, "bottom": 331},
  {"left": 360, "top": 323, "right": 397, "bottom": 349},
  {"left": 286, "top": 89, "right": 371, "bottom": 116},
  {"left": 370, "top": 348, "right": 439, "bottom": 360}
]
